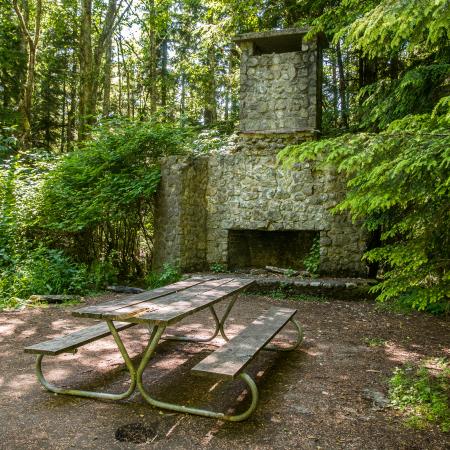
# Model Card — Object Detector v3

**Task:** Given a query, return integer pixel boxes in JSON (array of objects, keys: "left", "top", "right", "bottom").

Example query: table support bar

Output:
[
  {"left": 34, "top": 320, "right": 136, "bottom": 401},
  {"left": 136, "top": 324, "right": 259, "bottom": 421}
]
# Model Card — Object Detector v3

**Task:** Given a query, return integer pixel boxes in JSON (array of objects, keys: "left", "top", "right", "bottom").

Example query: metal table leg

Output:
[
  {"left": 263, "top": 318, "right": 304, "bottom": 352},
  {"left": 35, "top": 320, "right": 136, "bottom": 400},
  {"left": 136, "top": 324, "right": 259, "bottom": 421}
]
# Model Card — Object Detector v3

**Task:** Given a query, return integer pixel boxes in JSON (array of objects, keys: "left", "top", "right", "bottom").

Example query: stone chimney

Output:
[{"left": 232, "top": 28, "right": 323, "bottom": 134}]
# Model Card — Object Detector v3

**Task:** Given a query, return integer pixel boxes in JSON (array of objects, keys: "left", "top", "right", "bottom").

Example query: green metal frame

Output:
[
  {"left": 32, "top": 295, "right": 303, "bottom": 421},
  {"left": 34, "top": 320, "right": 136, "bottom": 400},
  {"left": 135, "top": 324, "right": 259, "bottom": 421},
  {"left": 263, "top": 318, "right": 303, "bottom": 351}
]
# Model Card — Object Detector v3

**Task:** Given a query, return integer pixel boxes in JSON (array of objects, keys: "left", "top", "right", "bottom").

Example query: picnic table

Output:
[{"left": 25, "top": 277, "right": 303, "bottom": 421}]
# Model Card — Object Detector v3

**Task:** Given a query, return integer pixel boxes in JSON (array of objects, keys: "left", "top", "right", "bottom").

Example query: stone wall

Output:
[
  {"left": 153, "top": 134, "right": 367, "bottom": 276},
  {"left": 152, "top": 156, "right": 208, "bottom": 271},
  {"left": 239, "top": 42, "right": 319, "bottom": 132}
]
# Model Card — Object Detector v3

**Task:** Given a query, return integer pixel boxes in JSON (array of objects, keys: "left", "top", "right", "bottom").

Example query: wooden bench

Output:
[
  {"left": 24, "top": 321, "right": 134, "bottom": 356},
  {"left": 192, "top": 306, "right": 298, "bottom": 379},
  {"left": 186, "top": 306, "right": 302, "bottom": 421}
]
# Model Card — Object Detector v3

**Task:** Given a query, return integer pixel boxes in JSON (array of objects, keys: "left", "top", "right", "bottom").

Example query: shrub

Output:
[
  {"left": 145, "top": 263, "right": 182, "bottom": 289},
  {"left": 38, "top": 119, "right": 188, "bottom": 279},
  {"left": 0, "top": 246, "right": 95, "bottom": 309},
  {"left": 389, "top": 364, "right": 450, "bottom": 432},
  {"left": 279, "top": 111, "right": 450, "bottom": 314}
]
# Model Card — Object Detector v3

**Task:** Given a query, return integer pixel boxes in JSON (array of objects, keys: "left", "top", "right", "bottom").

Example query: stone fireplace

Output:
[{"left": 152, "top": 28, "right": 366, "bottom": 276}]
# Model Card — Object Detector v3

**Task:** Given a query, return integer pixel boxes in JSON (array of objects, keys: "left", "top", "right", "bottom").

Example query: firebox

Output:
[{"left": 227, "top": 229, "right": 318, "bottom": 270}]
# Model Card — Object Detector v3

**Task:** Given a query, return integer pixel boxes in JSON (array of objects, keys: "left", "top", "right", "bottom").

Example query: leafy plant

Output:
[
  {"left": 364, "top": 337, "right": 386, "bottom": 347},
  {"left": 39, "top": 119, "right": 187, "bottom": 279},
  {"left": 389, "top": 364, "right": 450, "bottom": 432},
  {"left": 303, "top": 237, "right": 320, "bottom": 275},
  {"left": 145, "top": 263, "right": 182, "bottom": 289},
  {"left": 0, "top": 246, "right": 95, "bottom": 310},
  {"left": 210, "top": 262, "right": 227, "bottom": 273},
  {"left": 280, "top": 111, "right": 450, "bottom": 314}
]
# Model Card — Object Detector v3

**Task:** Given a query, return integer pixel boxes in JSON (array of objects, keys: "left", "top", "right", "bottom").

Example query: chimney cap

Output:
[{"left": 233, "top": 28, "right": 326, "bottom": 53}]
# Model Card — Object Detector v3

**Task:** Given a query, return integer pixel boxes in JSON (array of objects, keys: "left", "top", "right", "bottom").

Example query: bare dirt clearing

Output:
[{"left": 1, "top": 293, "right": 449, "bottom": 449}]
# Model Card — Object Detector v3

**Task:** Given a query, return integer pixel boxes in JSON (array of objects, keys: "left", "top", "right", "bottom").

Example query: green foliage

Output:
[
  {"left": 39, "top": 119, "right": 187, "bottom": 278},
  {"left": 303, "top": 237, "right": 321, "bottom": 275},
  {"left": 280, "top": 110, "right": 450, "bottom": 314},
  {"left": 389, "top": 364, "right": 450, "bottom": 432},
  {"left": 363, "top": 337, "right": 386, "bottom": 347},
  {"left": 210, "top": 262, "right": 227, "bottom": 273},
  {"left": 145, "top": 263, "right": 182, "bottom": 289},
  {"left": 356, "top": 65, "right": 450, "bottom": 131},
  {"left": 41, "top": 119, "right": 186, "bottom": 232},
  {"left": 0, "top": 246, "right": 95, "bottom": 310},
  {"left": 255, "top": 288, "right": 327, "bottom": 303}
]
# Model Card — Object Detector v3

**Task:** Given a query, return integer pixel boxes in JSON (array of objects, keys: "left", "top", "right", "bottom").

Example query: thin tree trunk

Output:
[
  {"left": 336, "top": 40, "right": 348, "bottom": 128},
  {"left": 78, "top": 0, "right": 94, "bottom": 141},
  {"left": 161, "top": 37, "right": 168, "bottom": 109},
  {"left": 102, "top": 31, "right": 113, "bottom": 117},
  {"left": 331, "top": 52, "right": 338, "bottom": 128},
  {"left": 204, "top": 44, "right": 217, "bottom": 125},
  {"left": 60, "top": 74, "right": 66, "bottom": 152},
  {"left": 148, "top": 0, "right": 157, "bottom": 115},
  {"left": 12, "top": 0, "right": 42, "bottom": 148},
  {"left": 116, "top": 36, "right": 122, "bottom": 114}
]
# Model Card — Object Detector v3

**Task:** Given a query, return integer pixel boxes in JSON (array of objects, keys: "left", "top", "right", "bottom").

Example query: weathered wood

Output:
[
  {"left": 132, "top": 278, "right": 255, "bottom": 325},
  {"left": 192, "top": 307, "right": 296, "bottom": 379},
  {"left": 106, "top": 285, "right": 145, "bottom": 294},
  {"left": 28, "top": 294, "right": 82, "bottom": 304},
  {"left": 101, "top": 278, "right": 237, "bottom": 321},
  {"left": 73, "top": 277, "right": 209, "bottom": 319},
  {"left": 265, "top": 266, "right": 299, "bottom": 276},
  {"left": 24, "top": 321, "right": 135, "bottom": 356}
]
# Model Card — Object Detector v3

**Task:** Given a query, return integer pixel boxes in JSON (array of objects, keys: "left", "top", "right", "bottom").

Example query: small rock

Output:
[
  {"left": 291, "top": 405, "right": 313, "bottom": 415},
  {"left": 362, "top": 388, "right": 389, "bottom": 409}
]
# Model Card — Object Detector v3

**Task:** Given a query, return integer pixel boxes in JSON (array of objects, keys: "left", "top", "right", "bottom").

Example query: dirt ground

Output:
[{"left": 1, "top": 292, "right": 449, "bottom": 450}]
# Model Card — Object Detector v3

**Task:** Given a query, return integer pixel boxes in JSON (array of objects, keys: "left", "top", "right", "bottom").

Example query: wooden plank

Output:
[
  {"left": 99, "top": 278, "right": 234, "bottom": 320},
  {"left": 192, "top": 307, "right": 296, "bottom": 379},
  {"left": 24, "top": 322, "right": 135, "bottom": 356},
  {"left": 131, "top": 278, "right": 255, "bottom": 325},
  {"left": 72, "top": 277, "right": 209, "bottom": 319}
]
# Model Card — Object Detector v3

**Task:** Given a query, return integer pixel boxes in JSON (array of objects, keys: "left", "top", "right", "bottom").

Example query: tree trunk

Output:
[
  {"left": 79, "top": 0, "right": 118, "bottom": 140},
  {"left": 12, "top": 0, "right": 42, "bottom": 148},
  {"left": 102, "top": 30, "right": 113, "bottom": 117},
  {"left": 336, "top": 41, "right": 348, "bottom": 128},
  {"left": 147, "top": 0, "right": 157, "bottom": 116},
  {"left": 203, "top": 44, "right": 217, "bottom": 125},
  {"left": 161, "top": 37, "right": 168, "bottom": 109},
  {"left": 331, "top": 52, "right": 338, "bottom": 127},
  {"left": 78, "top": 0, "right": 94, "bottom": 141}
]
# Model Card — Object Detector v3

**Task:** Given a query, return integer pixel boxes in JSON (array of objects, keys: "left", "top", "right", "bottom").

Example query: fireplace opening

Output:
[{"left": 227, "top": 229, "right": 318, "bottom": 270}]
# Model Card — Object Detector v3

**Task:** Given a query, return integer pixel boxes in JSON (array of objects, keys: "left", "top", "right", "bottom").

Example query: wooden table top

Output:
[{"left": 73, "top": 277, "right": 255, "bottom": 325}]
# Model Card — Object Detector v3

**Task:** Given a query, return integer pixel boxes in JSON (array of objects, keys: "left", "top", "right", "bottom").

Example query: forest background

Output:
[{"left": 0, "top": 0, "right": 449, "bottom": 313}]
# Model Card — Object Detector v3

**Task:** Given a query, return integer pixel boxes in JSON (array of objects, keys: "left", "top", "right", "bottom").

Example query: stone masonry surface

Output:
[
  {"left": 239, "top": 42, "right": 318, "bottom": 132},
  {"left": 153, "top": 134, "right": 367, "bottom": 276}
]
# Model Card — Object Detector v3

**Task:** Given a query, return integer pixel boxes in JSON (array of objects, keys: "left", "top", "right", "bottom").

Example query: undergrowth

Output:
[
  {"left": 253, "top": 288, "right": 327, "bottom": 303},
  {"left": 145, "top": 263, "right": 182, "bottom": 289},
  {"left": 389, "top": 363, "right": 450, "bottom": 432}
]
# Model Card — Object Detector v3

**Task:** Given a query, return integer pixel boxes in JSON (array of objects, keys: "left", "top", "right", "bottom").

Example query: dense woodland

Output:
[{"left": 0, "top": 0, "right": 449, "bottom": 312}]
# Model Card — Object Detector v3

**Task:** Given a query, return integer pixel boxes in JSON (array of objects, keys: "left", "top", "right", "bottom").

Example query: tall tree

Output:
[{"left": 11, "top": 0, "right": 43, "bottom": 147}]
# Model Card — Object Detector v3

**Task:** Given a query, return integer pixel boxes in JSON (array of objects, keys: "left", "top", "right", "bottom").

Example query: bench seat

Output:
[
  {"left": 24, "top": 321, "right": 135, "bottom": 356},
  {"left": 192, "top": 306, "right": 297, "bottom": 379}
]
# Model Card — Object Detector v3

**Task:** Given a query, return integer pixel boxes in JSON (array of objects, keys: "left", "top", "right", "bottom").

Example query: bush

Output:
[
  {"left": 279, "top": 110, "right": 450, "bottom": 314},
  {"left": 38, "top": 119, "right": 188, "bottom": 279},
  {"left": 389, "top": 363, "right": 450, "bottom": 432},
  {"left": 0, "top": 246, "right": 96, "bottom": 309},
  {"left": 145, "top": 263, "right": 182, "bottom": 289}
]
